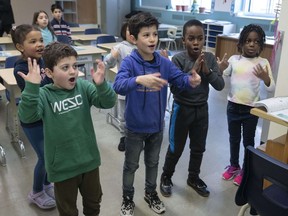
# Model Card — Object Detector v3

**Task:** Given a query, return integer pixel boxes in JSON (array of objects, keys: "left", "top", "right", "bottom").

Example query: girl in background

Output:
[
  {"left": 222, "top": 24, "right": 275, "bottom": 186},
  {"left": 11, "top": 24, "right": 55, "bottom": 209},
  {"left": 104, "top": 22, "right": 136, "bottom": 151},
  {"left": 32, "top": 10, "right": 56, "bottom": 46}
]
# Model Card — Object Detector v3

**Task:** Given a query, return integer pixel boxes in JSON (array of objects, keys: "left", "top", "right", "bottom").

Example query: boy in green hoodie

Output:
[{"left": 18, "top": 42, "right": 116, "bottom": 216}]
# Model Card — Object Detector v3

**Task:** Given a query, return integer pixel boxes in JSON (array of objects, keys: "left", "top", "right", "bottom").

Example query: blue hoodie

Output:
[{"left": 113, "top": 49, "right": 192, "bottom": 133}]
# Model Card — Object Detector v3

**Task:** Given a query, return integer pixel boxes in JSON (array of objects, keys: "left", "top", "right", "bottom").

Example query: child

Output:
[
  {"left": 222, "top": 24, "right": 275, "bottom": 186},
  {"left": 32, "top": 10, "right": 57, "bottom": 46},
  {"left": 11, "top": 24, "right": 55, "bottom": 209},
  {"left": 113, "top": 12, "right": 201, "bottom": 216},
  {"left": 160, "top": 19, "right": 225, "bottom": 198},
  {"left": 50, "top": 3, "right": 71, "bottom": 42},
  {"left": 17, "top": 42, "right": 117, "bottom": 215},
  {"left": 104, "top": 22, "right": 136, "bottom": 152}
]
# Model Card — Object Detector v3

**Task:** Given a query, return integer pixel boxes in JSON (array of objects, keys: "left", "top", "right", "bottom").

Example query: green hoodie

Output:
[{"left": 18, "top": 79, "right": 116, "bottom": 182}]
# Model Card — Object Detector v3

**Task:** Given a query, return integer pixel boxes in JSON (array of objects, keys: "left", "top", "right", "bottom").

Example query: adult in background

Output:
[{"left": 0, "top": 0, "right": 15, "bottom": 37}]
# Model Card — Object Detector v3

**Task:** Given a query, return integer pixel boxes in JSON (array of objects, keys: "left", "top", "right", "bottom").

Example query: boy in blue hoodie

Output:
[{"left": 113, "top": 12, "right": 201, "bottom": 216}]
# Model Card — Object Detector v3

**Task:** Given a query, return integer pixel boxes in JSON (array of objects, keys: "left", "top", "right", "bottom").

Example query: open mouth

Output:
[{"left": 69, "top": 77, "right": 76, "bottom": 82}]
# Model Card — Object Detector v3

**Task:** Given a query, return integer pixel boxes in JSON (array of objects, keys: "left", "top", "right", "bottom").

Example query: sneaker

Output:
[
  {"left": 222, "top": 165, "right": 241, "bottom": 180},
  {"left": 187, "top": 178, "right": 210, "bottom": 197},
  {"left": 160, "top": 175, "right": 173, "bottom": 197},
  {"left": 233, "top": 170, "right": 243, "bottom": 186},
  {"left": 28, "top": 190, "right": 56, "bottom": 209},
  {"left": 118, "top": 136, "right": 125, "bottom": 152},
  {"left": 120, "top": 196, "right": 135, "bottom": 216},
  {"left": 144, "top": 191, "right": 166, "bottom": 214}
]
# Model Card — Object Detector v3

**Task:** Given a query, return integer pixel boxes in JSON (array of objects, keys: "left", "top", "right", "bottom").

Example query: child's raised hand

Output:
[
  {"left": 90, "top": 59, "right": 105, "bottom": 85},
  {"left": 217, "top": 53, "right": 228, "bottom": 73},
  {"left": 253, "top": 64, "right": 271, "bottom": 86},
  {"left": 189, "top": 69, "right": 201, "bottom": 88},
  {"left": 193, "top": 52, "right": 204, "bottom": 73},
  {"left": 136, "top": 72, "right": 168, "bottom": 91},
  {"left": 17, "top": 58, "right": 41, "bottom": 84},
  {"left": 159, "top": 49, "right": 170, "bottom": 59}
]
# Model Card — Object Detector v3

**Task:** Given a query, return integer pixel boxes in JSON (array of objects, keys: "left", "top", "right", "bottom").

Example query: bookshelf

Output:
[{"left": 56, "top": 0, "right": 78, "bottom": 23}]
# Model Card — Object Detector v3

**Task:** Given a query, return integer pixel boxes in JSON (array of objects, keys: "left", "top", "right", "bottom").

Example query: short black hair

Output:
[
  {"left": 128, "top": 12, "right": 159, "bottom": 40},
  {"left": 51, "top": 3, "right": 63, "bottom": 12},
  {"left": 182, "top": 19, "right": 204, "bottom": 37},
  {"left": 120, "top": 22, "right": 128, "bottom": 40},
  {"left": 237, "top": 24, "right": 266, "bottom": 55},
  {"left": 43, "top": 42, "right": 78, "bottom": 71}
]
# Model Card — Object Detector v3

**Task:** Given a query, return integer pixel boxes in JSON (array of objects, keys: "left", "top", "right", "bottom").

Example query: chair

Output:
[
  {"left": 84, "top": 28, "right": 102, "bottom": 34},
  {"left": 95, "top": 35, "right": 116, "bottom": 46},
  {"left": 157, "top": 27, "right": 177, "bottom": 50},
  {"left": 56, "top": 35, "right": 71, "bottom": 45},
  {"left": 235, "top": 146, "right": 288, "bottom": 216}
]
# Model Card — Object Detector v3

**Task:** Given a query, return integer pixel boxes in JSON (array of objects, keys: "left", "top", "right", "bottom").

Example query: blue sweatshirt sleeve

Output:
[{"left": 113, "top": 58, "right": 138, "bottom": 95}]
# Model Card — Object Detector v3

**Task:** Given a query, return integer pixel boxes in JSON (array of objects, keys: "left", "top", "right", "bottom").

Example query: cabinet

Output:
[
  {"left": 203, "top": 22, "right": 235, "bottom": 49},
  {"left": 56, "top": 0, "right": 78, "bottom": 23}
]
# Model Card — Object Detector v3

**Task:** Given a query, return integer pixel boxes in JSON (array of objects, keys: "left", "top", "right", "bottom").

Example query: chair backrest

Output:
[
  {"left": 235, "top": 146, "right": 288, "bottom": 216},
  {"left": 167, "top": 27, "right": 177, "bottom": 39},
  {"left": 68, "top": 22, "right": 80, "bottom": 27},
  {"left": 5, "top": 55, "right": 20, "bottom": 68},
  {"left": 57, "top": 35, "right": 71, "bottom": 45},
  {"left": 96, "top": 35, "right": 116, "bottom": 45},
  {"left": 84, "top": 28, "right": 102, "bottom": 34}
]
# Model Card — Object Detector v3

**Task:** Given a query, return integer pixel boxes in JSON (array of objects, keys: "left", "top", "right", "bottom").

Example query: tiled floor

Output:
[{"left": 0, "top": 76, "right": 261, "bottom": 215}]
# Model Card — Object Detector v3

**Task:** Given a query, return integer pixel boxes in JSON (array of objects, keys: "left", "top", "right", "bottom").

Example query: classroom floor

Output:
[{"left": 0, "top": 80, "right": 263, "bottom": 216}]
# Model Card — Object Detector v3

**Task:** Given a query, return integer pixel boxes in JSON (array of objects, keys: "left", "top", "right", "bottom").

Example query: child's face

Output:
[
  {"left": 16, "top": 30, "right": 44, "bottom": 60},
  {"left": 46, "top": 56, "right": 79, "bottom": 90},
  {"left": 132, "top": 25, "right": 158, "bottom": 60},
  {"left": 37, "top": 12, "right": 49, "bottom": 29},
  {"left": 52, "top": 9, "right": 62, "bottom": 21},
  {"left": 242, "top": 31, "right": 261, "bottom": 58},
  {"left": 183, "top": 25, "right": 205, "bottom": 58}
]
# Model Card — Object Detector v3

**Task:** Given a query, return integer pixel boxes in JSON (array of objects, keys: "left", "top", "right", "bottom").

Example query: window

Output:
[
  {"left": 170, "top": 0, "right": 212, "bottom": 11},
  {"left": 237, "top": 0, "right": 281, "bottom": 18}
]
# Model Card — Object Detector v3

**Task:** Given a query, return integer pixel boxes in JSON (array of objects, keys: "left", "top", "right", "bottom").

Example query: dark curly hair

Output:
[{"left": 237, "top": 24, "right": 266, "bottom": 56}]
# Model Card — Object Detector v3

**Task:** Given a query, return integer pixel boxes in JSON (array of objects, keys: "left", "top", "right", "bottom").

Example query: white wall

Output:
[{"left": 11, "top": 0, "right": 54, "bottom": 25}]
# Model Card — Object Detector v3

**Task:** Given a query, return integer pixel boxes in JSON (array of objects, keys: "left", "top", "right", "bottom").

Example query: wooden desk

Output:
[
  {"left": 70, "top": 27, "right": 86, "bottom": 35},
  {"left": 71, "top": 34, "right": 109, "bottom": 46},
  {"left": 97, "top": 42, "right": 119, "bottom": 51},
  {"left": 251, "top": 108, "right": 288, "bottom": 164},
  {"left": 0, "top": 83, "right": 5, "bottom": 91},
  {"left": 215, "top": 35, "right": 274, "bottom": 63},
  {"left": 73, "top": 45, "right": 107, "bottom": 79},
  {"left": 0, "top": 36, "right": 14, "bottom": 50},
  {"left": 0, "top": 68, "right": 24, "bottom": 157}
]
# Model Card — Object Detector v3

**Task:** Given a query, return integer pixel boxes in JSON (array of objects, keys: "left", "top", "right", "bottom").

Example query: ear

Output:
[
  {"left": 16, "top": 43, "right": 24, "bottom": 53},
  {"left": 130, "top": 35, "right": 137, "bottom": 45},
  {"left": 45, "top": 68, "right": 53, "bottom": 78}
]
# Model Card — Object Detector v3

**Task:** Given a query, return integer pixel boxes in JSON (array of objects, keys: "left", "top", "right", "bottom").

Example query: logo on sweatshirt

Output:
[{"left": 50, "top": 94, "right": 83, "bottom": 114}]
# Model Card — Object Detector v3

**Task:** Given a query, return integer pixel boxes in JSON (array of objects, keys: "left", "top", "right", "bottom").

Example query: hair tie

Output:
[{"left": 12, "top": 25, "right": 17, "bottom": 31}]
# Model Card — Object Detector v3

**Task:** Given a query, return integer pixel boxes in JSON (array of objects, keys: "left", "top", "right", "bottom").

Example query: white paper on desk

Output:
[
  {"left": 254, "top": 97, "right": 288, "bottom": 113},
  {"left": 270, "top": 109, "right": 288, "bottom": 122}
]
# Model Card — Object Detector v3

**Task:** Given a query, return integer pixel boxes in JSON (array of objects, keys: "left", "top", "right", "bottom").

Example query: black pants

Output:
[
  {"left": 162, "top": 101, "right": 209, "bottom": 180},
  {"left": 0, "top": 24, "right": 12, "bottom": 37}
]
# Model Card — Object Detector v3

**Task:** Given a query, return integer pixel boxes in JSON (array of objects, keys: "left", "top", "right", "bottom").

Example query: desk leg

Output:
[
  {"left": 6, "top": 95, "right": 25, "bottom": 158},
  {"left": 0, "top": 145, "right": 6, "bottom": 166}
]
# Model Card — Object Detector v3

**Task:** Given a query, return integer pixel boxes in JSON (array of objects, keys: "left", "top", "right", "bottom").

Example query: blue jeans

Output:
[
  {"left": 227, "top": 101, "right": 258, "bottom": 167},
  {"left": 22, "top": 124, "right": 50, "bottom": 193},
  {"left": 122, "top": 130, "right": 163, "bottom": 199}
]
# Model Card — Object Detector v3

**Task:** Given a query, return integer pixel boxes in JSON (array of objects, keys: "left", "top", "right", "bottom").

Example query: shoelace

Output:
[{"left": 123, "top": 200, "right": 134, "bottom": 211}]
